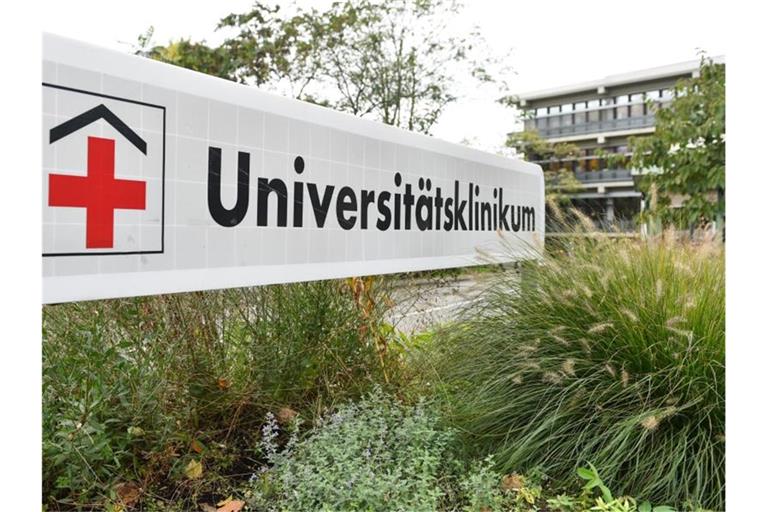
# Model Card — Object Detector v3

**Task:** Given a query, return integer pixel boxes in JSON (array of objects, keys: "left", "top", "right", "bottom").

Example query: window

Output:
[
  {"left": 645, "top": 90, "right": 661, "bottom": 113},
  {"left": 630, "top": 93, "right": 645, "bottom": 117},
  {"left": 575, "top": 101, "right": 587, "bottom": 111},
  {"left": 548, "top": 105, "right": 561, "bottom": 115},
  {"left": 587, "top": 99, "right": 600, "bottom": 109},
  {"left": 536, "top": 107, "right": 548, "bottom": 117},
  {"left": 561, "top": 103, "right": 573, "bottom": 113},
  {"left": 524, "top": 119, "right": 536, "bottom": 131},
  {"left": 616, "top": 94, "right": 629, "bottom": 105}
]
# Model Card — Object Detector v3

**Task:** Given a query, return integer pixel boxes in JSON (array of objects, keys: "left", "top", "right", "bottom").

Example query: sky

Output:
[{"left": 40, "top": 0, "right": 728, "bottom": 153}]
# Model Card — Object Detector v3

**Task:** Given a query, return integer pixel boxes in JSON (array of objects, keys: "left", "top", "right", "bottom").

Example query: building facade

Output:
[{"left": 514, "top": 58, "right": 723, "bottom": 230}]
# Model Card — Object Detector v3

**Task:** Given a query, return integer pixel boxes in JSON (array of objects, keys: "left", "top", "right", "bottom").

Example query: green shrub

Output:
[
  {"left": 43, "top": 279, "right": 398, "bottom": 508},
  {"left": 432, "top": 234, "right": 725, "bottom": 509},
  {"left": 249, "top": 388, "right": 452, "bottom": 511}
]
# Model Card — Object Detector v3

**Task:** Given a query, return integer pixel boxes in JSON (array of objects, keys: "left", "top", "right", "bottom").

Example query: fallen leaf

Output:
[
  {"left": 276, "top": 407, "right": 298, "bottom": 424},
  {"left": 501, "top": 472, "right": 525, "bottom": 491},
  {"left": 190, "top": 439, "right": 204, "bottom": 454},
  {"left": 216, "top": 499, "right": 245, "bottom": 512},
  {"left": 114, "top": 481, "right": 141, "bottom": 506},
  {"left": 127, "top": 426, "right": 145, "bottom": 437},
  {"left": 184, "top": 459, "right": 203, "bottom": 480},
  {"left": 217, "top": 377, "right": 231, "bottom": 390}
]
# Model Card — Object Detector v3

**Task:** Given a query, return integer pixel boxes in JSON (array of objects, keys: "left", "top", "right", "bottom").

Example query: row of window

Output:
[
  {"left": 535, "top": 146, "right": 631, "bottom": 173},
  {"left": 524, "top": 98, "right": 666, "bottom": 131},
  {"left": 529, "top": 88, "right": 674, "bottom": 118},
  {"left": 542, "top": 156, "right": 631, "bottom": 173}
]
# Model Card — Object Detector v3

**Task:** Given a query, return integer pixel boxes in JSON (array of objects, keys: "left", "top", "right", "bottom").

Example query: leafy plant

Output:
[
  {"left": 431, "top": 229, "right": 725, "bottom": 509},
  {"left": 43, "top": 279, "right": 398, "bottom": 508},
  {"left": 458, "top": 456, "right": 508, "bottom": 511},
  {"left": 576, "top": 463, "right": 676, "bottom": 512},
  {"left": 629, "top": 56, "right": 725, "bottom": 229},
  {"left": 248, "top": 388, "right": 453, "bottom": 510}
]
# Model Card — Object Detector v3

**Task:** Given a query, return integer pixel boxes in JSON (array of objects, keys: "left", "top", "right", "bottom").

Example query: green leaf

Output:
[{"left": 576, "top": 466, "right": 594, "bottom": 480}]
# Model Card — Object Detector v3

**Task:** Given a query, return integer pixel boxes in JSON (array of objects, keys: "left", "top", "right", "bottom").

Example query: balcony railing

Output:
[
  {"left": 547, "top": 168, "right": 635, "bottom": 188},
  {"left": 574, "top": 169, "right": 634, "bottom": 183},
  {"left": 527, "top": 114, "right": 656, "bottom": 139}
]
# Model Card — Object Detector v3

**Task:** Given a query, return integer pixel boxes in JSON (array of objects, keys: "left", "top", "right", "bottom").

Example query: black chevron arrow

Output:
[{"left": 49, "top": 104, "right": 147, "bottom": 154}]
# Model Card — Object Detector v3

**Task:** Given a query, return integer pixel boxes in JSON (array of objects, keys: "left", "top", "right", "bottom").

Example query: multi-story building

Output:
[{"left": 513, "top": 57, "right": 724, "bottom": 230}]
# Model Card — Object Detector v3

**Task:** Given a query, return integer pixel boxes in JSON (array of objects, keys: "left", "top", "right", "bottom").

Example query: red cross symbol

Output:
[{"left": 48, "top": 136, "right": 146, "bottom": 249}]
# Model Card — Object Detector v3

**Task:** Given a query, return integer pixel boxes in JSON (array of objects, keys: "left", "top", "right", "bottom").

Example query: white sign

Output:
[{"left": 42, "top": 33, "right": 544, "bottom": 304}]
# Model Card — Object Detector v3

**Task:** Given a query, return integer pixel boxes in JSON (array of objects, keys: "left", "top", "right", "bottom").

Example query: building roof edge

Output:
[{"left": 515, "top": 56, "right": 725, "bottom": 102}]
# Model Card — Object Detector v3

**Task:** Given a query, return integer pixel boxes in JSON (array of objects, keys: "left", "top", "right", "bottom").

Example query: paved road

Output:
[{"left": 385, "top": 272, "right": 503, "bottom": 334}]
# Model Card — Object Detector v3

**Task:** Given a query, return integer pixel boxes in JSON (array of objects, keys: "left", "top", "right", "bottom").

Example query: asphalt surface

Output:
[{"left": 385, "top": 272, "right": 501, "bottom": 334}]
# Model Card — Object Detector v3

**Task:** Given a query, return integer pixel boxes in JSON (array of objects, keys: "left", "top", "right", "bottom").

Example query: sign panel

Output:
[{"left": 42, "top": 33, "right": 544, "bottom": 304}]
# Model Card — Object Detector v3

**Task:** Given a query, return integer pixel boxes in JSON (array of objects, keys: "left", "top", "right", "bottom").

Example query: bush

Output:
[
  {"left": 432, "top": 233, "right": 725, "bottom": 509},
  {"left": 42, "top": 279, "right": 398, "bottom": 508},
  {"left": 249, "top": 388, "right": 453, "bottom": 511}
]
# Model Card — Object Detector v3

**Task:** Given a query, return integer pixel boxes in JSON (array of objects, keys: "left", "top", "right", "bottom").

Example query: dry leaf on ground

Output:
[
  {"left": 114, "top": 481, "right": 141, "bottom": 506},
  {"left": 190, "top": 439, "right": 204, "bottom": 454},
  {"left": 184, "top": 459, "right": 203, "bottom": 480},
  {"left": 501, "top": 472, "right": 525, "bottom": 491},
  {"left": 216, "top": 498, "right": 245, "bottom": 512}
]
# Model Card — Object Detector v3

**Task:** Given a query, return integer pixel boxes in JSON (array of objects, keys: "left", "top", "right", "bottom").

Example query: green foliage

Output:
[
  {"left": 629, "top": 57, "right": 725, "bottom": 228},
  {"left": 138, "top": 0, "right": 502, "bottom": 134},
  {"left": 42, "top": 280, "right": 398, "bottom": 508},
  {"left": 431, "top": 233, "right": 725, "bottom": 509},
  {"left": 458, "top": 456, "right": 509, "bottom": 511},
  {"left": 136, "top": 27, "right": 236, "bottom": 80},
  {"left": 249, "top": 389, "right": 453, "bottom": 511},
  {"left": 505, "top": 130, "right": 583, "bottom": 204},
  {"left": 578, "top": 463, "right": 614, "bottom": 503},
  {"left": 564, "top": 464, "right": 677, "bottom": 512}
]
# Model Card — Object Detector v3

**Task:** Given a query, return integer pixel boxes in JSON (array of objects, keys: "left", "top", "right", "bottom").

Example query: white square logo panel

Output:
[{"left": 42, "top": 84, "right": 165, "bottom": 256}]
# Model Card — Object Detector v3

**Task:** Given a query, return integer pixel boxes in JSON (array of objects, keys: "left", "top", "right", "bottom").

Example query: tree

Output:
[
  {"left": 505, "top": 130, "right": 582, "bottom": 205},
  {"left": 137, "top": 0, "right": 502, "bottom": 135},
  {"left": 629, "top": 56, "right": 725, "bottom": 228},
  {"left": 135, "top": 6, "right": 290, "bottom": 86}
]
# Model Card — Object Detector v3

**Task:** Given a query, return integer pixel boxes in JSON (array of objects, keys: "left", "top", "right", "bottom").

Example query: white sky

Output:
[{"left": 41, "top": 0, "right": 728, "bottom": 153}]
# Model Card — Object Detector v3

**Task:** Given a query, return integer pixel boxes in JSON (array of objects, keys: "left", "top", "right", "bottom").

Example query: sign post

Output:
[{"left": 42, "top": 33, "right": 544, "bottom": 304}]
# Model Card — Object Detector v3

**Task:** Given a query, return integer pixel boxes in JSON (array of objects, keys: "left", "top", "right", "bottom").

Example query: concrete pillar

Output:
[{"left": 605, "top": 197, "right": 615, "bottom": 224}]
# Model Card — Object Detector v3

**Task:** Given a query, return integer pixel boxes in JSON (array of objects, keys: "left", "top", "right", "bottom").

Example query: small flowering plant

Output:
[{"left": 249, "top": 388, "right": 454, "bottom": 510}]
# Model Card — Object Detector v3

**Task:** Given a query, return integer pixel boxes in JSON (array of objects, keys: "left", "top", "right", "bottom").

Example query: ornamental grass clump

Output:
[{"left": 434, "top": 231, "right": 724, "bottom": 509}]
